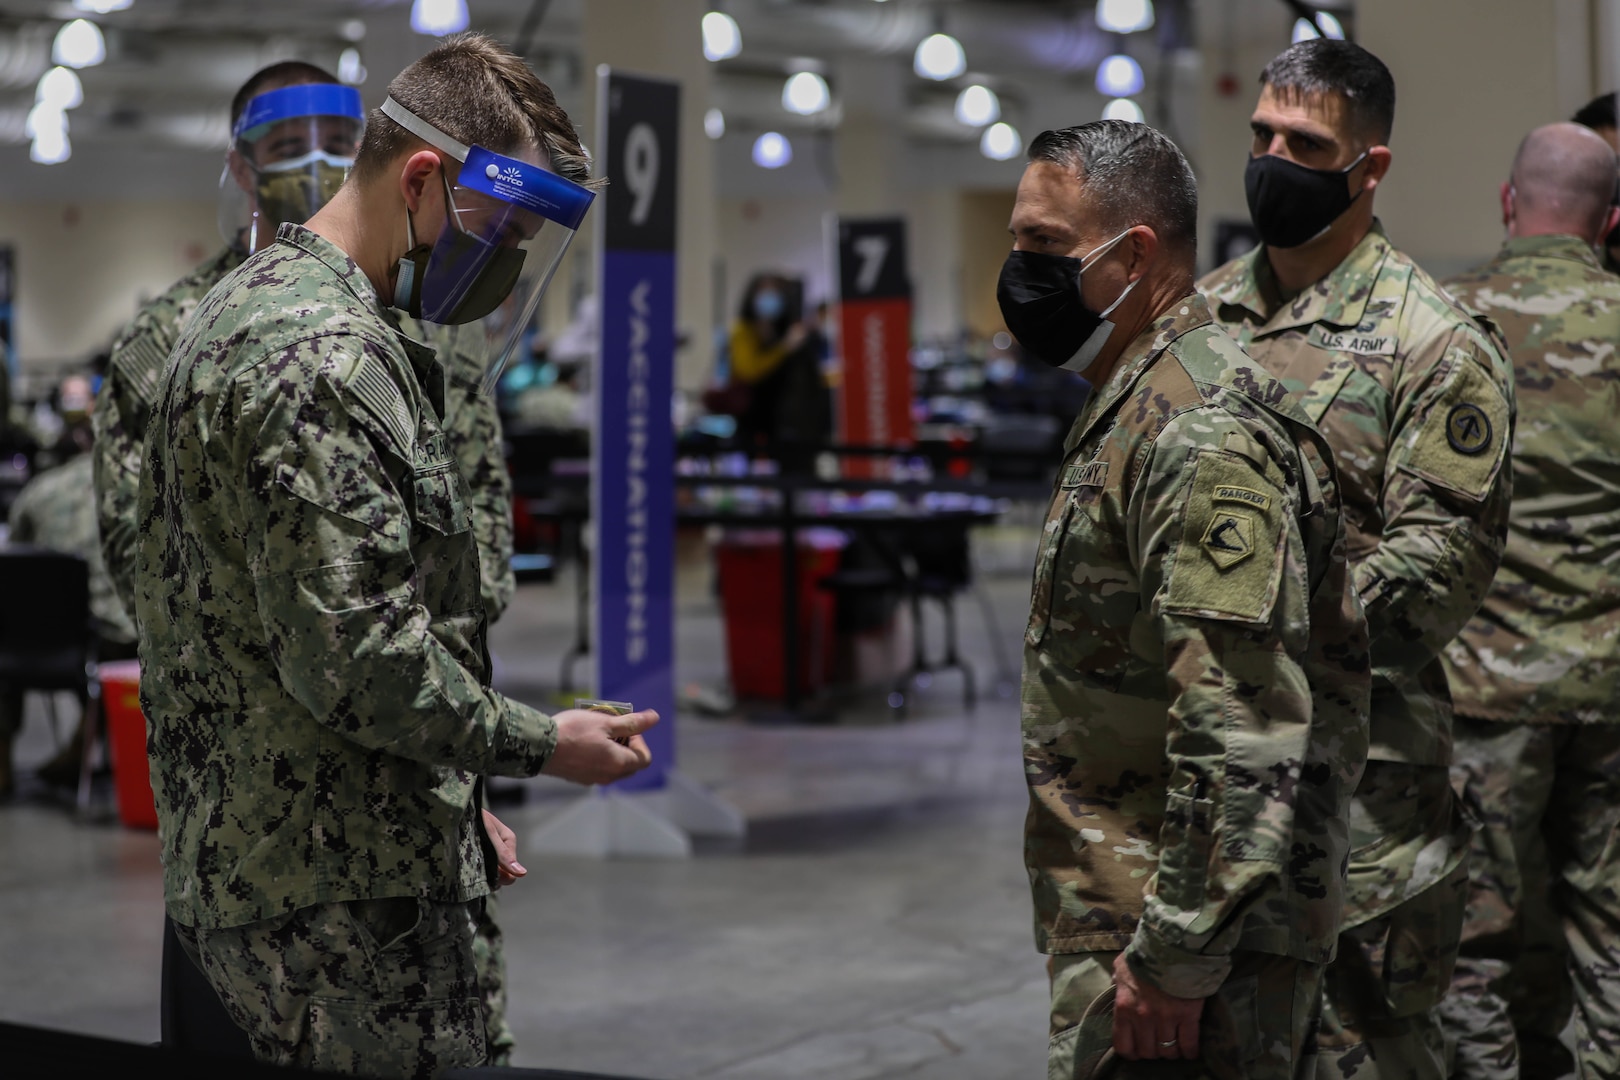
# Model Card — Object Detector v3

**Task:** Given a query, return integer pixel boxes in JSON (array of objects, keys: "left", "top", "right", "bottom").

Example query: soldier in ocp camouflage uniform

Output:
[
  {"left": 133, "top": 36, "right": 657, "bottom": 1077},
  {"left": 1198, "top": 41, "right": 1514, "bottom": 1080},
  {"left": 95, "top": 62, "right": 521, "bottom": 1065},
  {"left": 1437, "top": 122, "right": 1620, "bottom": 1080},
  {"left": 1001, "top": 120, "right": 1370, "bottom": 1080}
]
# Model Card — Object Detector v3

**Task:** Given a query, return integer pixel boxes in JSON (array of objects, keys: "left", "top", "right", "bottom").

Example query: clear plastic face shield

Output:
[
  {"left": 381, "top": 97, "right": 595, "bottom": 395},
  {"left": 218, "top": 84, "right": 365, "bottom": 254}
]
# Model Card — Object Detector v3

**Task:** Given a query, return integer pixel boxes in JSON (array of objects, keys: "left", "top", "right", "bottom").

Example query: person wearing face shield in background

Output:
[
  {"left": 96, "top": 61, "right": 361, "bottom": 619},
  {"left": 1005, "top": 120, "right": 1369, "bottom": 1080},
  {"left": 1197, "top": 40, "right": 1516, "bottom": 1080},
  {"left": 130, "top": 34, "right": 658, "bottom": 1076}
]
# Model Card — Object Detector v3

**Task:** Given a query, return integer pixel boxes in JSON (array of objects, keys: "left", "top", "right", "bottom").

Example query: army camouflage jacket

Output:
[
  {"left": 134, "top": 224, "right": 556, "bottom": 930},
  {"left": 1022, "top": 293, "right": 1370, "bottom": 999},
  {"left": 1444, "top": 235, "right": 1620, "bottom": 724},
  {"left": 9, "top": 452, "right": 135, "bottom": 645},
  {"left": 1200, "top": 223, "right": 1512, "bottom": 927},
  {"left": 97, "top": 249, "right": 515, "bottom": 625}
]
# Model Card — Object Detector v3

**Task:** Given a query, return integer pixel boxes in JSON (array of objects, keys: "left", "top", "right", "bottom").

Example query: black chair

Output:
[
  {"left": 0, "top": 546, "right": 100, "bottom": 810},
  {"left": 818, "top": 525, "right": 977, "bottom": 713}
]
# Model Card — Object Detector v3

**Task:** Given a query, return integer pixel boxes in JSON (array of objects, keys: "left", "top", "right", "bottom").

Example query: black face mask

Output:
[
  {"left": 1244, "top": 150, "right": 1368, "bottom": 249},
  {"left": 996, "top": 231, "right": 1137, "bottom": 372}
]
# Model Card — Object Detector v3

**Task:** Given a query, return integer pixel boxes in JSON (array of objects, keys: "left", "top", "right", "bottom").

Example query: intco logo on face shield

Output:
[{"left": 483, "top": 164, "right": 527, "bottom": 187}]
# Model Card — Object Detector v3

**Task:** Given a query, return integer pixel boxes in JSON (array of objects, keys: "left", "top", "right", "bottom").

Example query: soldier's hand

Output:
[
  {"left": 540, "top": 708, "right": 658, "bottom": 786},
  {"left": 481, "top": 809, "right": 526, "bottom": 888},
  {"left": 1111, "top": 951, "right": 1203, "bottom": 1061}
]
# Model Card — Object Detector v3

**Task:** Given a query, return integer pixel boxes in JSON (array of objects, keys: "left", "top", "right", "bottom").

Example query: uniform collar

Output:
[
  {"left": 275, "top": 222, "right": 384, "bottom": 312},
  {"left": 1066, "top": 291, "right": 1215, "bottom": 455},
  {"left": 1206, "top": 219, "right": 1395, "bottom": 337},
  {"left": 276, "top": 222, "right": 445, "bottom": 415},
  {"left": 1497, "top": 232, "right": 1603, "bottom": 268}
]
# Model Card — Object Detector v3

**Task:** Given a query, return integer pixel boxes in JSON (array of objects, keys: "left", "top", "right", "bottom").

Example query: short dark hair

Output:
[
  {"left": 1027, "top": 121, "right": 1199, "bottom": 261},
  {"left": 354, "top": 32, "right": 593, "bottom": 187},
  {"left": 1259, "top": 39, "right": 1395, "bottom": 145},
  {"left": 1574, "top": 92, "right": 1618, "bottom": 132},
  {"left": 230, "top": 61, "right": 340, "bottom": 132}
]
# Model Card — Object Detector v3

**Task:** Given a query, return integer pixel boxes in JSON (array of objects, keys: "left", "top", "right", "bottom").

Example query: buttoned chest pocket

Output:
[
  {"left": 1026, "top": 481, "right": 1141, "bottom": 686},
  {"left": 412, "top": 433, "right": 471, "bottom": 536}
]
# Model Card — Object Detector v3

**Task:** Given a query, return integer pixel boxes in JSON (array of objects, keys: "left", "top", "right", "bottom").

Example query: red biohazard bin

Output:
[
  {"left": 717, "top": 529, "right": 843, "bottom": 700},
  {"left": 100, "top": 659, "right": 157, "bottom": 830}
]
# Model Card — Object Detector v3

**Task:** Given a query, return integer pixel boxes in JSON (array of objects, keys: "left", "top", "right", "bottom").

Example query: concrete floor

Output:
[{"left": 0, "top": 525, "right": 1050, "bottom": 1079}]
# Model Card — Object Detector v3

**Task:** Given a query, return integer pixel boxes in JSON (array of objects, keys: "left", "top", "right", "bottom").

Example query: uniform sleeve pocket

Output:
[
  {"left": 1162, "top": 450, "right": 1287, "bottom": 627},
  {"left": 413, "top": 461, "right": 472, "bottom": 536},
  {"left": 1154, "top": 789, "right": 1215, "bottom": 912},
  {"left": 1398, "top": 354, "right": 1510, "bottom": 501},
  {"left": 1026, "top": 494, "right": 1077, "bottom": 650}
]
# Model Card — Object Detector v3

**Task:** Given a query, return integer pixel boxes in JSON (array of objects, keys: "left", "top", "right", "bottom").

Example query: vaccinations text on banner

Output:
[
  {"left": 593, "top": 69, "right": 678, "bottom": 792},
  {"left": 831, "top": 217, "right": 913, "bottom": 478}
]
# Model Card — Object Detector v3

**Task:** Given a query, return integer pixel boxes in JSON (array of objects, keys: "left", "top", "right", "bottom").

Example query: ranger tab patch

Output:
[{"left": 1213, "top": 485, "right": 1271, "bottom": 512}]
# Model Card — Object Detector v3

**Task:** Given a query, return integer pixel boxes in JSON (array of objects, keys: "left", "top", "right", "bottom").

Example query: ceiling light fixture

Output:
[
  {"left": 980, "top": 121, "right": 1021, "bottom": 161},
  {"left": 1095, "top": 0, "right": 1155, "bottom": 34},
  {"left": 338, "top": 47, "right": 366, "bottom": 85},
  {"left": 410, "top": 0, "right": 468, "bottom": 37},
  {"left": 782, "top": 71, "right": 830, "bottom": 116},
  {"left": 1095, "top": 55, "right": 1144, "bottom": 98},
  {"left": 72, "top": 0, "right": 132, "bottom": 12},
  {"left": 36, "top": 68, "right": 83, "bottom": 113},
  {"left": 704, "top": 107, "right": 726, "bottom": 139},
  {"left": 37, "top": 67, "right": 84, "bottom": 111},
  {"left": 702, "top": 11, "right": 742, "bottom": 61},
  {"left": 1293, "top": 11, "right": 1345, "bottom": 42},
  {"left": 954, "top": 84, "right": 1000, "bottom": 127},
  {"left": 53, "top": 20, "right": 106, "bottom": 69},
  {"left": 752, "top": 131, "right": 792, "bottom": 169},
  {"left": 1102, "top": 98, "right": 1145, "bottom": 123},
  {"left": 31, "top": 126, "right": 71, "bottom": 165},
  {"left": 914, "top": 32, "right": 966, "bottom": 81},
  {"left": 27, "top": 102, "right": 67, "bottom": 139}
]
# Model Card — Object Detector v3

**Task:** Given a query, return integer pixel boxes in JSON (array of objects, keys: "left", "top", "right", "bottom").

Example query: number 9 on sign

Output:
[{"left": 625, "top": 122, "right": 659, "bottom": 227}]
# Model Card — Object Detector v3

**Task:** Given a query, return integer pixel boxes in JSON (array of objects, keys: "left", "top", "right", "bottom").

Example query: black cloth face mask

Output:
[
  {"left": 996, "top": 229, "right": 1138, "bottom": 372},
  {"left": 1245, "top": 150, "right": 1369, "bottom": 249}
]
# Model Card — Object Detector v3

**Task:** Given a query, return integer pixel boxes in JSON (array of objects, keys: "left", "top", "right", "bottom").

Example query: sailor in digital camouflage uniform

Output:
[
  {"left": 1002, "top": 120, "right": 1370, "bottom": 1080},
  {"left": 1436, "top": 123, "right": 1620, "bottom": 1080},
  {"left": 94, "top": 61, "right": 521, "bottom": 1065},
  {"left": 132, "top": 36, "right": 657, "bottom": 1077},
  {"left": 1198, "top": 41, "right": 1514, "bottom": 1080}
]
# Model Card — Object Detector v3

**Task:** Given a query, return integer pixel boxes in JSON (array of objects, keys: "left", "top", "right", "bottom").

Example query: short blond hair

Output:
[{"left": 354, "top": 33, "right": 594, "bottom": 187}]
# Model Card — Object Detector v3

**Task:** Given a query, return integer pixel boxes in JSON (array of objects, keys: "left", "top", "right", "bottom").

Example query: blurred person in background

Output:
[
  {"left": 1438, "top": 122, "right": 1620, "bottom": 1080},
  {"left": 1, "top": 373, "right": 135, "bottom": 799},
  {"left": 716, "top": 272, "right": 830, "bottom": 461},
  {"left": 1570, "top": 91, "right": 1620, "bottom": 274}
]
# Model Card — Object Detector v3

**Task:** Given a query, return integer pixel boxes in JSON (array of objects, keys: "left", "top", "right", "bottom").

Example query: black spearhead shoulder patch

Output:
[{"left": 1445, "top": 403, "right": 1492, "bottom": 456}]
